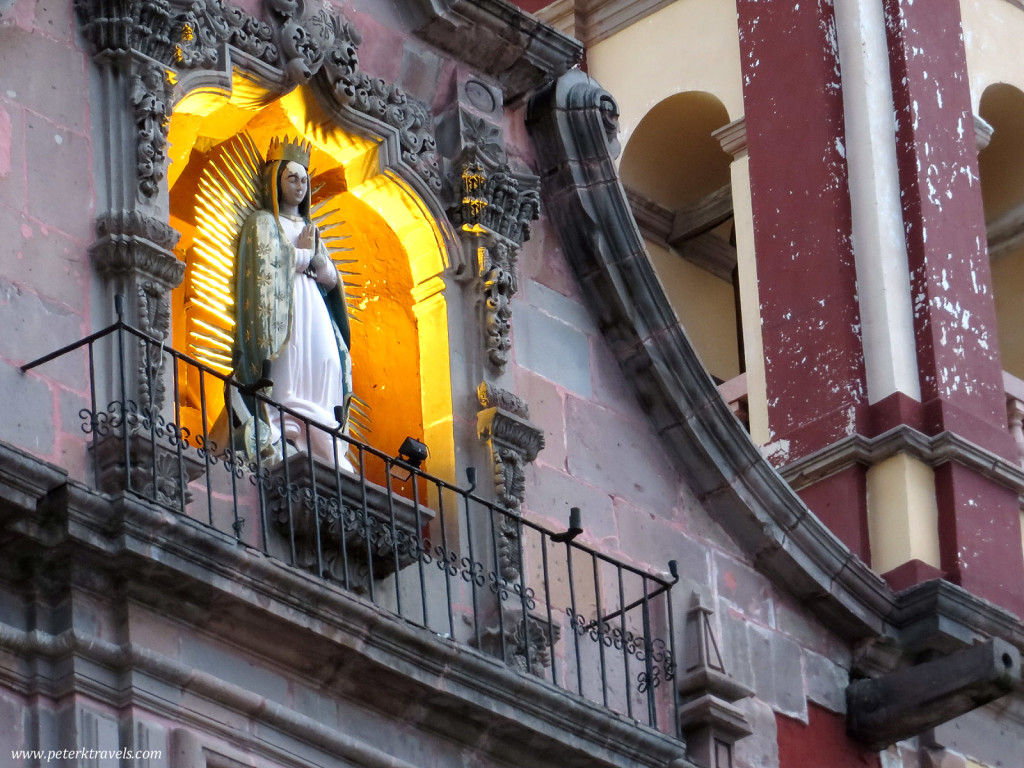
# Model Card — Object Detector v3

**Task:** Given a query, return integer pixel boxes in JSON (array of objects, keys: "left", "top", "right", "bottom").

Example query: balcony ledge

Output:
[{"left": 0, "top": 440, "right": 690, "bottom": 768}]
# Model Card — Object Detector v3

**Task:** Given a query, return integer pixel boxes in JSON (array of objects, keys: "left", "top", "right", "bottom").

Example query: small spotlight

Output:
[{"left": 398, "top": 436, "right": 429, "bottom": 469}]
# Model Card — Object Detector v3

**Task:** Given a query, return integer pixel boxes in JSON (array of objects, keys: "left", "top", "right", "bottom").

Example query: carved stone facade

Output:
[{"left": 72, "top": 0, "right": 447, "bottom": 487}]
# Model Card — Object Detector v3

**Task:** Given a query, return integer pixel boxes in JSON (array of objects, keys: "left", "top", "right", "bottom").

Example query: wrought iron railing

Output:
[{"left": 21, "top": 301, "right": 680, "bottom": 736}]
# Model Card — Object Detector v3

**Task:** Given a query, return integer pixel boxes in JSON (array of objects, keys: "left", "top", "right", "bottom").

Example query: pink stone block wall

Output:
[{"left": 0, "top": 0, "right": 94, "bottom": 475}]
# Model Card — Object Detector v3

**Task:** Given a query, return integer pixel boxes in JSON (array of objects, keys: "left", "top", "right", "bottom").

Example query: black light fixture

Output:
[
  {"left": 398, "top": 436, "right": 429, "bottom": 468},
  {"left": 390, "top": 436, "right": 429, "bottom": 482}
]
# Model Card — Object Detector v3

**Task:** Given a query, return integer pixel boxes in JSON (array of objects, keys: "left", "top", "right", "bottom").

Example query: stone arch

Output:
[
  {"left": 164, "top": 66, "right": 457, "bottom": 482},
  {"left": 619, "top": 91, "right": 744, "bottom": 398},
  {"left": 979, "top": 83, "right": 1024, "bottom": 382}
]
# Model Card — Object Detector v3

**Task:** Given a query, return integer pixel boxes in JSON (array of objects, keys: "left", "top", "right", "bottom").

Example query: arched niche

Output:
[
  {"left": 619, "top": 91, "right": 741, "bottom": 386},
  {"left": 165, "top": 72, "right": 456, "bottom": 488},
  {"left": 979, "top": 83, "right": 1024, "bottom": 381}
]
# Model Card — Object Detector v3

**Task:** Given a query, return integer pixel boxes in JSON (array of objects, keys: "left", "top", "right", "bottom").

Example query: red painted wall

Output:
[
  {"left": 736, "top": 0, "right": 867, "bottom": 463},
  {"left": 507, "top": 0, "right": 552, "bottom": 13},
  {"left": 777, "top": 704, "right": 882, "bottom": 768}
]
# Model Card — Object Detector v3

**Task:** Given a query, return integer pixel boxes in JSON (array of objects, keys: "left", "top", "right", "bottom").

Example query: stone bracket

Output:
[
  {"left": 847, "top": 638, "right": 1022, "bottom": 750},
  {"left": 475, "top": 606, "right": 562, "bottom": 677},
  {"left": 477, "top": 383, "right": 544, "bottom": 510}
]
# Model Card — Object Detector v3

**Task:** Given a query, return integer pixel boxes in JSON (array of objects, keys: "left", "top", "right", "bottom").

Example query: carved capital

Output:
[
  {"left": 450, "top": 158, "right": 540, "bottom": 371},
  {"left": 74, "top": 0, "right": 177, "bottom": 60},
  {"left": 478, "top": 384, "right": 544, "bottom": 510},
  {"left": 91, "top": 212, "right": 185, "bottom": 289},
  {"left": 449, "top": 155, "right": 540, "bottom": 247}
]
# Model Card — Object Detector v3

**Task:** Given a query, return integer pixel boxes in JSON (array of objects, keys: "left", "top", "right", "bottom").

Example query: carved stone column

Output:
[
  {"left": 450, "top": 155, "right": 540, "bottom": 373},
  {"left": 75, "top": 1, "right": 183, "bottom": 414}
]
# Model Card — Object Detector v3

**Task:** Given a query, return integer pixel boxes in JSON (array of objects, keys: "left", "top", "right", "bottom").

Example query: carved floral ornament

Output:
[{"left": 74, "top": 0, "right": 442, "bottom": 198}]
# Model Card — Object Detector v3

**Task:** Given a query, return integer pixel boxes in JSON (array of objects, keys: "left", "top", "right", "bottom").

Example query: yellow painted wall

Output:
[
  {"left": 962, "top": 0, "right": 1024, "bottom": 113},
  {"left": 866, "top": 454, "right": 941, "bottom": 574},
  {"left": 647, "top": 239, "right": 740, "bottom": 382},
  {"left": 587, "top": 0, "right": 744, "bottom": 151}
]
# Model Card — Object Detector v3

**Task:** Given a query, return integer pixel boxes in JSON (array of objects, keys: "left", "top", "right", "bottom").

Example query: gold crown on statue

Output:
[{"left": 267, "top": 136, "right": 312, "bottom": 168}]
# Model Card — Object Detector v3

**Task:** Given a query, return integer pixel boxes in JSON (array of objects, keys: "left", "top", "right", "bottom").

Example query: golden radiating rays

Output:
[{"left": 187, "top": 132, "right": 371, "bottom": 441}]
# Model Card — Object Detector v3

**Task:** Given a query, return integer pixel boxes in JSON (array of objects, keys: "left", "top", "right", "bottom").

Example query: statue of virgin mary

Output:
[{"left": 232, "top": 137, "right": 353, "bottom": 469}]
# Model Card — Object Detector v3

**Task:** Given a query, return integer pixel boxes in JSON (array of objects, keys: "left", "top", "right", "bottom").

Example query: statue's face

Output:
[{"left": 279, "top": 161, "right": 309, "bottom": 208}]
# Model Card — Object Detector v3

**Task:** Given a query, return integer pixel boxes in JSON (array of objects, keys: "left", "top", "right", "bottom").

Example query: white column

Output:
[{"left": 834, "top": 0, "right": 921, "bottom": 403}]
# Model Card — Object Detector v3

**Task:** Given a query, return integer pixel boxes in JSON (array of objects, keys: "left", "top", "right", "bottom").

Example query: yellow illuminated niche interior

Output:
[{"left": 166, "top": 78, "right": 453, "bottom": 489}]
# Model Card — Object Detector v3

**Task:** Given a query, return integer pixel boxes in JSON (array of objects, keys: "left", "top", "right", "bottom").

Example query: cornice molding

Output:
[
  {"left": 408, "top": 0, "right": 583, "bottom": 102},
  {"left": 780, "top": 425, "right": 1024, "bottom": 497},
  {"left": 0, "top": 441, "right": 691, "bottom": 768},
  {"left": 536, "top": 0, "right": 678, "bottom": 47},
  {"left": 712, "top": 117, "right": 747, "bottom": 160}
]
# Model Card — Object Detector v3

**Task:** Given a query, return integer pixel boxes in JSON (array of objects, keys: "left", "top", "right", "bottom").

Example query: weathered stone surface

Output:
[
  {"left": 32, "top": 0, "right": 76, "bottom": 41},
  {"left": 514, "top": 368, "right": 567, "bottom": 470},
  {"left": 590, "top": 339, "right": 642, "bottom": 419},
  {"left": 24, "top": 115, "right": 91, "bottom": 237},
  {"left": 522, "top": 280, "right": 598, "bottom": 336},
  {"left": 400, "top": 45, "right": 444, "bottom": 105},
  {"left": 0, "top": 25, "right": 86, "bottom": 128},
  {"left": 804, "top": 649, "right": 848, "bottom": 714},
  {"left": 0, "top": 689, "right": 25, "bottom": 753},
  {"left": 0, "top": 204, "right": 90, "bottom": 310},
  {"left": 0, "top": 281, "right": 85, "bottom": 371},
  {"left": 615, "top": 497, "right": 709, "bottom": 585},
  {"left": 734, "top": 697, "right": 781, "bottom": 768},
  {"left": 0, "top": 105, "right": 24, "bottom": 213},
  {"left": 715, "top": 550, "right": 774, "bottom": 626},
  {"left": 0, "top": 360, "right": 55, "bottom": 456},
  {"left": 774, "top": 593, "right": 852, "bottom": 664},
  {"left": 513, "top": 299, "right": 593, "bottom": 397},
  {"left": 565, "top": 394, "right": 679, "bottom": 511},
  {"left": 523, "top": 462, "right": 615, "bottom": 540},
  {"left": 753, "top": 624, "right": 808, "bottom": 722}
]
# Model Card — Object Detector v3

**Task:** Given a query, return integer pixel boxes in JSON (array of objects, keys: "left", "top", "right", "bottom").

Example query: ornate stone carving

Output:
[
  {"left": 90, "top": 213, "right": 184, "bottom": 413},
  {"left": 88, "top": 422, "right": 201, "bottom": 508},
  {"left": 481, "top": 239, "right": 517, "bottom": 369},
  {"left": 75, "top": 0, "right": 442, "bottom": 194},
  {"left": 477, "top": 383, "right": 544, "bottom": 510},
  {"left": 174, "top": 0, "right": 279, "bottom": 68},
  {"left": 137, "top": 281, "right": 171, "bottom": 411},
  {"left": 477, "top": 608, "right": 562, "bottom": 678},
  {"left": 91, "top": 211, "right": 184, "bottom": 286},
  {"left": 74, "top": 0, "right": 177, "bottom": 60},
  {"left": 450, "top": 156, "right": 540, "bottom": 371},
  {"left": 132, "top": 63, "right": 173, "bottom": 199},
  {"left": 450, "top": 155, "right": 540, "bottom": 246},
  {"left": 96, "top": 210, "right": 180, "bottom": 249},
  {"left": 265, "top": 453, "right": 435, "bottom": 591}
]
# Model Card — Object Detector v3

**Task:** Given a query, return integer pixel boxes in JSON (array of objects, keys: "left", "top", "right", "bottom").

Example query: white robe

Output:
[{"left": 269, "top": 218, "right": 353, "bottom": 470}]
